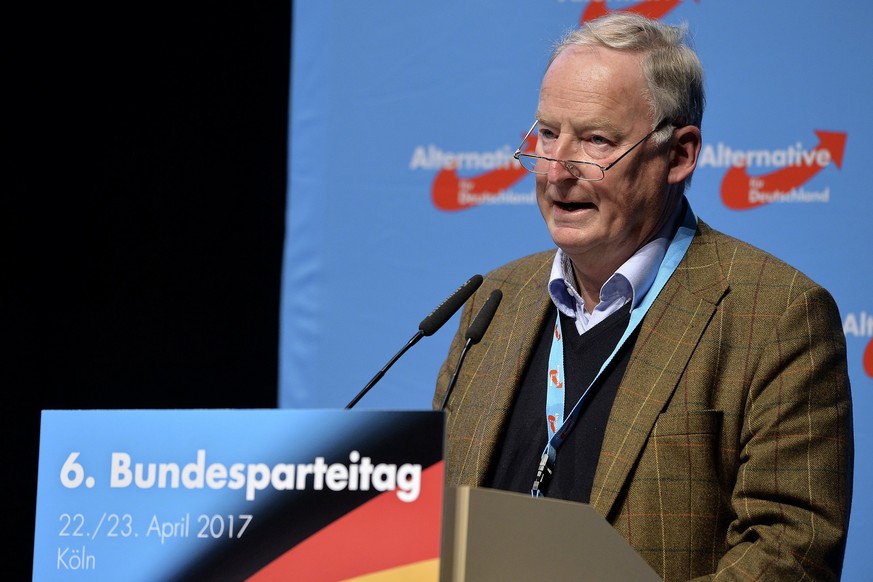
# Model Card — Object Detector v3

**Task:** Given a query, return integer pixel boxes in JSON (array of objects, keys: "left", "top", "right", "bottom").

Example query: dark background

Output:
[{"left": 7, "top": 5, "right": 291, "bottom": 576}]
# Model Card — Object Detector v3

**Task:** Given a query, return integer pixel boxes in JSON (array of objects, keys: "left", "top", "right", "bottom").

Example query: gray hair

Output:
[{"left": 550, "top": 12, "right": 705, "bottom": 143}]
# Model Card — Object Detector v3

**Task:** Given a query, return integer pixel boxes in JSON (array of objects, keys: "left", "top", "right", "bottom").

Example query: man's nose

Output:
[
  {"left": 545, "top": 156, "right": 578, "bottom": 182},
  {"left": 545, "top": 140, "right": 580, "bottom": 181}
]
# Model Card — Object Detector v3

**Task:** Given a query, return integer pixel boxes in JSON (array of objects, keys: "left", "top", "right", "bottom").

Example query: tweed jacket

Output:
[{"left": 434, "top": 219, "right": 853, "bottom": 581}]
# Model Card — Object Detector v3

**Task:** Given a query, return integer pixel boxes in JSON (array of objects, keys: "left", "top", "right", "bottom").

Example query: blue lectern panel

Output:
[{"left": 33, "top": 409, "right": 445, "bottom": 581}]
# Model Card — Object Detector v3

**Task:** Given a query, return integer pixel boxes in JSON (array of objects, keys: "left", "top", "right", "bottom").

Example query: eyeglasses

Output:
[{"left": 513, "top": 118, "right": 674, "bottom": 181}]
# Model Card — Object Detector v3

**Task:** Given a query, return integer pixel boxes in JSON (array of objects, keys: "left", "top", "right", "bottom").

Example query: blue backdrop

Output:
[{"left": 281, "top": 2, "right": 872, "bottom": 577}]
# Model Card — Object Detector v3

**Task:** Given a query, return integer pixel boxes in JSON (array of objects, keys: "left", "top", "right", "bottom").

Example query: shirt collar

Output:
[{"left": 548, "top": 198, "right": 686, "bottom": 331}]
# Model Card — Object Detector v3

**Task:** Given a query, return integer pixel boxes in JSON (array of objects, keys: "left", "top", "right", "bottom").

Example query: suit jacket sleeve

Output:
[{"left": 695, "top": 282, "right": 853, "bottom": 580}]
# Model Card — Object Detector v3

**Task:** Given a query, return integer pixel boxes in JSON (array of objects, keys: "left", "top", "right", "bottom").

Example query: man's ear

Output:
[{"left": 667, "top": 125, "right": 701, "bottom": 185}]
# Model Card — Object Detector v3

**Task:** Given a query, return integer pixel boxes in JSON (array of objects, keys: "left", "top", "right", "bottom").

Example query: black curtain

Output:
[{"left": 6, "top": 5, "right": 291, "bottom": 576}]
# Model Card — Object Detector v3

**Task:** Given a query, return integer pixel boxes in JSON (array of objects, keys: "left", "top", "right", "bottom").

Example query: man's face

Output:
[{"left": 535, "top": 45, "right": 678, "bottom": 281}]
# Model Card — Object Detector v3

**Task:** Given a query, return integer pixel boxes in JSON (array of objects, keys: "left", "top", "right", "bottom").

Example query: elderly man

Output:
[{"left": 434, "top": 12, "right": 853, "bottom": 581}]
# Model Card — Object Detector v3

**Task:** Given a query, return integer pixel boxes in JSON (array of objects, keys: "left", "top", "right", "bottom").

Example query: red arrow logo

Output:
[
  {"left": 720, "top": 130, "right": 846, "bottom": 210},
  {"left": 431, "top": 134, "right": 536, "bottom": 212},
  {"left": 549, "top": 369, "right": 564, "bottom": 388},
  {"left": 548, "top": 414, "right": 559, "bottom": 433},
  {"left": 864, "top": 339, "right": 873, "bottom": 379},
  {"left": 581, "top": 0, "right": 689, "bottom": 24},
  {"left": 431, "top": 165, "right": 529, "bottom": 211}
]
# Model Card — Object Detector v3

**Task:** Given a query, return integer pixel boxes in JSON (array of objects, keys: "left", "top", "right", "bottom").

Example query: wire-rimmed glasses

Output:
[{"left": 513, "top": 118, "right": 674, "bottom": 181}]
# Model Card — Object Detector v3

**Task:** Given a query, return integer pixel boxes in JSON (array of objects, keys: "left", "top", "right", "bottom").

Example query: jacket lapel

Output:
[
  {"left": 589, "top": 222, "right": 728, "bottom": 517},
  {"left": 448, "top": 252, "right": 554, "bottom": 485}
]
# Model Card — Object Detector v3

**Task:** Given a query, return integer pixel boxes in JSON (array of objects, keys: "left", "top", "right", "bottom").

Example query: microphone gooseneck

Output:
[
  {"left": 440, "top": 289, "right": 502, "bottom": 411},
  {"left": 345, "top": 274, "right": 484, "bottom": 409}
]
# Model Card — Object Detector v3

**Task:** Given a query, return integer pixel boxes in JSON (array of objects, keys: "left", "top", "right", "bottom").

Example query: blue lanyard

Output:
[{"left": 532, "top": 203, "right": 697, "bottom": 497}]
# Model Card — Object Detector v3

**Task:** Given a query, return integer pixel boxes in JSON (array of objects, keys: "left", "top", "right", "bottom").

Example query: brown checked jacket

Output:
[{"left": 434, "top": 219, "right": 853, "bottom": 581}]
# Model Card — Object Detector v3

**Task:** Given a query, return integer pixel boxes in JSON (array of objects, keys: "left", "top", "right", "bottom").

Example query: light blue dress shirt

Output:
[{"left": 547, "top": 204, "right": 683, "bottom": 335}]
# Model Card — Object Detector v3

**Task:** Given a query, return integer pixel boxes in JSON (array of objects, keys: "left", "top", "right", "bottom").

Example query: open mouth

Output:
[{"left": 556, "top": 201, "right": 593, "bottom": 211}]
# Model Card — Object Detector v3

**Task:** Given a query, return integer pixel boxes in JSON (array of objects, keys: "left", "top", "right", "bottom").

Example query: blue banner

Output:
[{"left": 281, "top": 2, "right": 872, "bottom": 577}]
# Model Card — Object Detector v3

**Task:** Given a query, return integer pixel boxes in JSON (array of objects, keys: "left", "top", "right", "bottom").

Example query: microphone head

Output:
[
  {"left": 465, "top": 289, "right": 502, "bottom": 344},
  {"left": 419, "top": 274, "right": 483, "bottom": 336}
]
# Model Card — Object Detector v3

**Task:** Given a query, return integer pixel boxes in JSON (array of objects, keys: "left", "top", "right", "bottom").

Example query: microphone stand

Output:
[{"left": 345, "top": 331, "right": 423, "bottom": 409}]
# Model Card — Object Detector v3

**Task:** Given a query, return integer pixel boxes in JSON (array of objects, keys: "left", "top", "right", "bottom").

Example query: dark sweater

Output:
[{"left": 485, "top": 302, "right": 637, "bottom": 502}]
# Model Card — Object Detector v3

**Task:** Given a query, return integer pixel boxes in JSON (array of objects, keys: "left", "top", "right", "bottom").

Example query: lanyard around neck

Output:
[{"left": 532, "top": 202, "right": 697, "bottom": 497}]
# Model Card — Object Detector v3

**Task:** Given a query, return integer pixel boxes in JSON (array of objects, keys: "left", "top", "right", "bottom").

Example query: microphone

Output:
[
  {"left": 439, "top": 289, "right": 502, "bottom": 410},
  {"left": 345, "top": 274, "right": 483, "bottom": 409},
  {"left": 418, "top": 274, "right": 484, "bottom": 337}
]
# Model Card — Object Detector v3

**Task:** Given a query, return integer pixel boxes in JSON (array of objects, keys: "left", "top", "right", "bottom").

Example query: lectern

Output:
[{"left": 441, "top": 486, "right": 661, "bottom": 581}]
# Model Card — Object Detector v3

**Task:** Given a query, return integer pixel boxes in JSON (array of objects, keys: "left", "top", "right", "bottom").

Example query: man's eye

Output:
[
  {"left": 539, "top": 128, "right": 557, "bottom": 140},
  {"left": 589, "top": 135, "right": 609, "bottom": 146}
]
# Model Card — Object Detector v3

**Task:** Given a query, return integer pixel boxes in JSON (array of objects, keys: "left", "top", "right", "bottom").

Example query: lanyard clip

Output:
[{"left": 530, "top": 451, "right": 553, "bottom": 497}]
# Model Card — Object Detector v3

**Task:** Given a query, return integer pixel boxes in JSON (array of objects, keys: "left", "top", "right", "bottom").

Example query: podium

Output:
[
  {"left": 441, "top": 486, "right": 661, "bottom": 581},
  {"left": 34, "top": 409, "right": 660, "bottom": 581}
]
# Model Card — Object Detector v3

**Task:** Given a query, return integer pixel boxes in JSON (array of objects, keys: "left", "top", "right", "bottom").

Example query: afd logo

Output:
[
  {"left": 577, "top": 0, "right": 693, "bottom": 25},
  {"left": 421, "top": 1, "right": 692, "bottom": 212},
  {"left": 844, "top": 311, "right": 873, "bottom": 380},
  {"left": 708, "top": 131, "right": 847, "bottom": 210},
  {"left": 411, "top": 143, "right": 534, "bottom": 211},
  {"left": 867, "top": 340, "right": 873, "bottom": 380}
]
